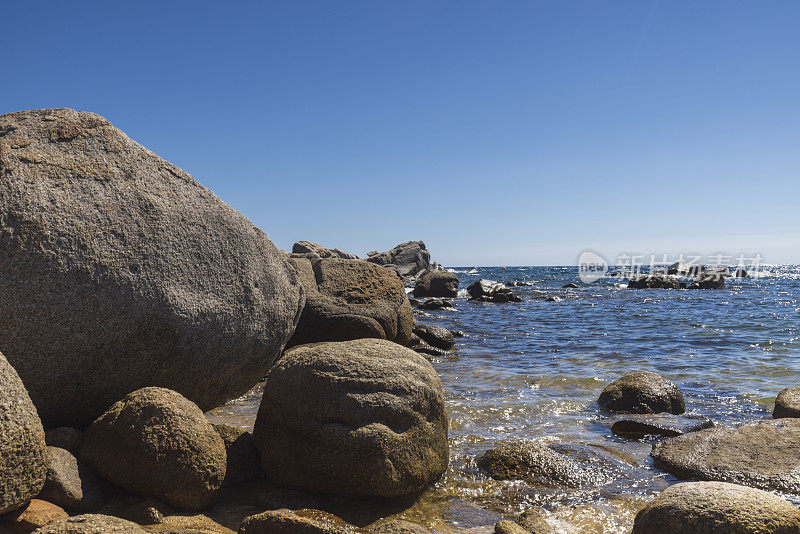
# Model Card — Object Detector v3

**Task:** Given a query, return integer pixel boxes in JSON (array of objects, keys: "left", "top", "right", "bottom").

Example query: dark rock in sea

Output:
[
  {"left": 452, "top": 330, "right": 466, "bottom": 337},
  {"left": 733, "top": 267, "right": 749, "bottom": 278},
  {"left": 366, "top": 241, "right": 431, "bottom": 278},
  {"left": 413, "top": 270, "right": 459, "bottom": 298},
  {"left": 80, "top": 387, "right": 226, "bottom": 511},
  {"left": 667, "top": 261, "right": 704, "bottom": 276},
  {"left": 212, "top": 424, "right": 261, "bottom": 487},
  {"left": 562, "top": 283, "right": 578, "bottom": 288},
  {"left": 28, "top": 514, "right": 148, "bottom": 533},
  {"left": 1, "top": 499, "right": 68, "bottom": 534},
  {"left": 239, "top": 508, "right": 358, "bottom": 534},
  {"left": 610, "top": 414, "right": 714, "bottom": 439},
  {"left": 467, "top": 279, "right": 522, "bottom": 303},
  {"left": 253, "top": 339, "right": 449, "bottom": 497},
  {"left": 627, "top": 275, "right": 683, "bottom": 289},
  {"left": 651, "top": 419, "right": 800, "bottom": 494},
  {"left": 408, "top": 298, "right": 421, "bottom": 306},
  {"left": 290, "top": 241, "right": 359, "bottom": 261},
  {"left": 632, "top": 481, "right": 800, "bottom": 534},
  {"left": 0, "top": 351, "right": 47, "bottom": 515},
  {"left": 690, "top": 271, "right": 726, "bottom": 289},
  {"left": 39, "top": 446, "right": 106, "bottom": 511},
  {"left": 418, "top": 298, "right": 455, "bottom": 311},
  {"left": 773, "top": 387, "right": 800, "bottom": 419},
  {"left": 494, "top": 520, "right": 528, "bottom": 534},
  {"left": 476, "top": 440, "right": 593, "bottom": 488},
  {"left": 0, "top": 108, "right": 304, "bottom": 427},
  {"left": 44, "top": 428, "right": 83, "bottom": 456},
  {"left": 413, "top": 324, "right": 455, "bottom": 351},
  {"left": 287, "top": 257, "right": 413, "bottom": 347},
  {"left": 598, "top": 372, "right": 685, "bottom": 415}
]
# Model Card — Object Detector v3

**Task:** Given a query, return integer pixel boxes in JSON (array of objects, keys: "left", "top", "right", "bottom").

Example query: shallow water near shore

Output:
[{"left": 208, "top": 265, "right": 800, "bottom": 533}]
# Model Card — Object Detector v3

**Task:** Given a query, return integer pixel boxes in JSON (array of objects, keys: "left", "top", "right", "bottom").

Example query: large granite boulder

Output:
[
  {"left": 774, "top": 387, "right": 800, "bottom": 419},
  {"left": 287, "top": 258, "right": 413, "bottom": 346},
  {"left": 0, "top": 108, "right": 303, "bottom": 427},
  {"left": 291, "top": 241, "right": 359, "bottom": 261},
  {"left": 467, "top": 280, "right": 521, "bottom": 303},
  {"left": 30, "top": 514, "right": 147, "bottom": 533},
  {"left": 412, "top": 271, "right": 459, "bottom": 298},
  {"left": 598, "top": 372, "right": 685, "bottom": 415},
  {"left": 0, "top": 351, "right": 47, "bottom": 515},
  {"left": 651, "top": 419, "right": 800, "bottom": 494},
  {"left": 39, "top": 447, "right": 106, "bottom": 511},
  {"left": 80, "top": 387, "right": 226, "bottom": 510},
  {"left": 366, "top": 241, "right": 430, "bottom": 278},
  {"left": 632, "top": 481, "right": 800, "bottom": 534},
  {"left": 253, "top": 339, "right": 448, "bottom": 497}
]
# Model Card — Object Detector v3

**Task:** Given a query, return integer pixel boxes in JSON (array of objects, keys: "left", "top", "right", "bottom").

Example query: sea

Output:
[{"left": 208, "top": 264, "right": 800, "bottom": 533}]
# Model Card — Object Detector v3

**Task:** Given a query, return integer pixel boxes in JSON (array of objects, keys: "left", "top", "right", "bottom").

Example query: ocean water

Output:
[{"left": 208, "top": 265, "right": 800, "bottom": 533}]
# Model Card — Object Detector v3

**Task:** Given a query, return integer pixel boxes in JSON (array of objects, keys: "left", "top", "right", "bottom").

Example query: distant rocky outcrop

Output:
[
  {"left": 467, "top": 280, "right": 522, "bottom": 302},
  {"left": 628, "top": 275, "right": 684, "bottom": 289},
  {"left": 733, "top": 267, "right": 749, "bottom": 278},
  {"left": 0, "top": 108, "right": 304, "bottom": 427},
  {"left": 253, "top": 339, "right": 449, "bottom": 497},
  {"left": 287, "top": 257, "right": 413, "bottom": 346},
  {"left": 688, "top": 271, "right": 726, "bottom": 289},
  {"left": 413, "top": 270, "right": 459, "bottom": 298},
  {"left": 290, "top": 241, "right": 359, "bottom": 261},
  {"left": 598, "top": 372, "right": 685, "bottom": 415},
  {"left": 366, "top": 241, "right": 431, "bottom": 278}
]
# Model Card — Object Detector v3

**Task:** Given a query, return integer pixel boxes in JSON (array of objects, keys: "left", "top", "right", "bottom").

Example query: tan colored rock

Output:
[
  {"left": 29, "top": 514, "right": 147, "bottom": 533},
  {"left": 1, "top": 500, "right": 67, "bottom": 534},
  {"left": 238, "top": 509, "right": 359, "bottom": 534}
]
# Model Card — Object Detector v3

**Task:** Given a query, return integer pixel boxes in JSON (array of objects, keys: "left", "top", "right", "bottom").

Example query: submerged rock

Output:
[
  {"left": 366, "top": 241, "right": 431, "bottom": 278},
  {"left": 467, "top": 279, "right": 522, "bottom": 303},
  {"left": 632, "top": 481, "right": 800, "bottom": 534},
  {"left": 476, "top": 440, "right": 593, "bottom": 488},
  {"left": 39, "top": 447, "right": 106, "bottom": 511},
  {"left": 239, "top": 508, "right": 359, "bottom": 534},
  {"left": 0, "top": 351, "right": 47, "bottom": 515},
  {"left": 494, "top": 521, "right": 528, "bottom": 534},
  {"left": 417, "top": 298, "right": 455, "bottom": 311},
  {"left": 505, "top": 281, "right": 534, "bottom": 287},
  {"left": 515, "top": 510, "right": 556, "bottom": 534},
  {"left": 598, "top": 372, "right": 685, "bottom": 415},
  {"left": 287, "top": 258, "right": 413, "bottom": 347},
  {"left": 651, "top": 419, "right": 800, "bottom": 494},
  {"left": 611, "top": 414, "right": 714, "bottom": 439},
  {"left": 0, "top": 108, "right": 304, "bottom": 427},
  {"left": 367, "top": 519, "right": 430, "bottom": 533},
  {"left": 562, "top": 283, "right": 578, "bottom": 289},
  {"left": 774, "top": 387, "right": 800, "bottom": 418},
  {"left": 407, "top": 334, "right": 449, "bottom": 357},
  {"left": 80, "top": 387, "right": 226, "bottom": 510},
  {"left": 253, "top": 339, "right": 449, "bottom": 497},
  {"left": 413, "top": 270, "right": 459, "bottom": 298},
  {"left": 412, "top": 324, "right": 455, "bottom": 351},
  {"left": 29, "top": 514, "right": 147, "bottom": 533},
  {"left": 291, "top": 241, "right": 359, "bottom": 261}
]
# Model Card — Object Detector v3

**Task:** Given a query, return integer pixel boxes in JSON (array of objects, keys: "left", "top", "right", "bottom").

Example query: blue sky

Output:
[{"left": 3, "top": 1, "right": 799, "bottom": 265}]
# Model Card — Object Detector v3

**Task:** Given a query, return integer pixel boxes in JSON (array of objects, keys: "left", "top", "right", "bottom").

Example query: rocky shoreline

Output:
[{"left": 1, "top": 109, "right": 798, "bottom": 534}]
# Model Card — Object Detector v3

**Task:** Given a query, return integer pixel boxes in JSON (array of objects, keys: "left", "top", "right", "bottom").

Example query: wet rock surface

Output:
[
  {"left": 610, "top": 414, "right": 714, "bottom": 439},
  {"left": 598, "top": 372, "right": 685, "bottom": 415},
  {"left": 773, "top": 387, "right": 800, "bottom": 419},
  {"left": 476, "top": 440, "right": 596, "bottom": 488},
  {"left": 412, "top": 324, "right": 455, "bottom": 351}
]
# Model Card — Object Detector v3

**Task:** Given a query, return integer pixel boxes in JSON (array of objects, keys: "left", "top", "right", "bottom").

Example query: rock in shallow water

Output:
[
  {"left": 253, "top": 339, "right": 449, "bottom": 497},
  {"left": 773, "top": 387, "right": 800, "bottom": 419},
  {"left": 632, "top": 481, "right": 800, "bottom": 534},
  {"left": 598, "top": 371, "right": 685, "bottom": 415},
  {"left": 0, "top": 108, "right": 304, "bottom": 427},
  {"left": 239, "top": 508, "right": 359, "bottom": 534},
  {"left": 628, "top": 275, "right": 684, "bottom": 289},
  {"left": 651, "top": 419, "right": 800, "bottom": 494},
  {"left": 79, "top": 387, "right": 226, "bottom": 511},
  {"left": 412, "top": 324, "right": 455, "bottom": 351},
  {"left": 476, "top": 440, "right": 596, "bottom": 488},
  {"left": 467, "top": 280, "right": 521, "bottom": 303},
  {"left": 417, "top": 299, "right": 455, "bottom": 311},
  {"left": 611, "top": 414, "right": 714, "bottom": 439},
  {"left": 0, "top": 351, "right": 47, "bottom": 515}
]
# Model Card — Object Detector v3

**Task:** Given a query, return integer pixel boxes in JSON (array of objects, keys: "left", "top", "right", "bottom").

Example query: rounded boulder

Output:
[
  {"left": 253, "top": 339, "right": 448, "bottom": 497},
  {"left": 598, "top": 371, "right": 685, "bottom": 414},
  {"left": 773, "top": 387, "right": 800, "bottom": 419},
  {"left": 79, "top": 387, "right": 226, "bottom": 510}
]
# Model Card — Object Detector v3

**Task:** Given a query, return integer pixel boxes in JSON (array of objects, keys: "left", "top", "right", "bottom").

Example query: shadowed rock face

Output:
[
  {"left": 366, "top": 241, "right": 430, "bottom": 278},
  {"left": 651, "top": 419, "right": 800, "bottom": 494},
  {"left": 0, "top": 351, "right": 47, "bottom": 515},
  {"left": 253, "top": 339, "right": 449, "bottom": 497},
  {"left": 598, "top": 372, "right": 685, "bottom": 415},
  {"left": 0, "top": 108, "right": 303, "bottom": 427},
  {"left": 413, "top": 271, "right": 459, "bottom": 298},
  {"left": 632, "top": 482, "right": 800, "bottom": 534}
]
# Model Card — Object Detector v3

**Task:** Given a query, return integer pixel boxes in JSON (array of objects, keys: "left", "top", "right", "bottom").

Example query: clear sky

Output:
[{"left": 3, "top": 1, "right": 798, "bottom": 265}]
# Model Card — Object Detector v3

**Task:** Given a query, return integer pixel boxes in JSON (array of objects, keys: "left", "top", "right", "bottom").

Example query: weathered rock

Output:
[
  {"left": 417, "top": 299, "right": 455, "bottom": 311},
  {"left": 79, "top": 387, "right": 226, "bottom": 510},
  {"left": 366, "top": 242, "right": 430, "bottom": 278},
  {"left": 467, "top": 280, "right": 521, "bottom": 303},
  {"left": 291, "top": 241, "right": 359, "bottom": 261},
  {"left": 412, "top": 324, "right": 454, "bottom": 351},
  {"left": 253, "top": 339, "right": 448, "bottom": 497},
  {"left": 406, "top": 335, "right": 449, "bottom": 357},
  {"left": 494, "top": 521, "right": 527, "bottom": 534},
  {"left": 515, "top": 510, "right": 555, "bottom": 534},
  {"left": 238, "top": 509, "right": 359, "bottom": 534},
  {"left": 0, "top": 351, "right": 47, "bottom": 515},
  {"left": 651, "top": 419, "right": 800, "bottom": 494},
  {"left": 632, "top": 481, "right": 800, "bottom": 534},
  {"left": 43, "top": 429, "right": 82, "bottom": 456},
  {"left": 610, "top": 415, "right": 714, "bottom": 439},
  {"left": 39, "top": 447, "right": 105, "bottom": 511},
  {"left": 212, "top": 424, "right": 261, "bottom": 487},
  {"left": 287, "top": 258, "right": 413, "bottom": 347},
  {"left": 628, "top": 275, "right": 684, "bottom": 289},
  {"left": 366, "top": 519, "right": 429, "bottom": 533},
  {"left": 476, "top": 441, "right": 591, "bottom": 488},
  {"left": 690, "top": 271, "right": 726, "bottom": 289},
  {"left": 29, "top": 514, "right": 147, "bottom": 533},
  {"left": 545, "top": 296, "right": 562, "bottom": 302},
  {"left": 598, "top": 372, "right": 685, "bottom": 415},
  {"left": 667, "top": 262, "right": 704, "bottom": 276},
  {"left": 562, "top": 283, "right": 578, "bottom": 289},
  {"left": 774, "top": 387, "right": 800, "bottom": 419},
  {"left": 0, "top": 108, "right": 304, "bottom": 427},
  {"left": 412, "top": 271, "right": 459, "bottom": 298},
  {"left": 1, "top": 500, "right": 67, "bottom": 534}
]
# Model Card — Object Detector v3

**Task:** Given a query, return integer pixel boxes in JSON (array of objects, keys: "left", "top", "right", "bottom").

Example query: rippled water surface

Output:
[{"left": 209, "top": 265, "right": 800, "bottom": 533}]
